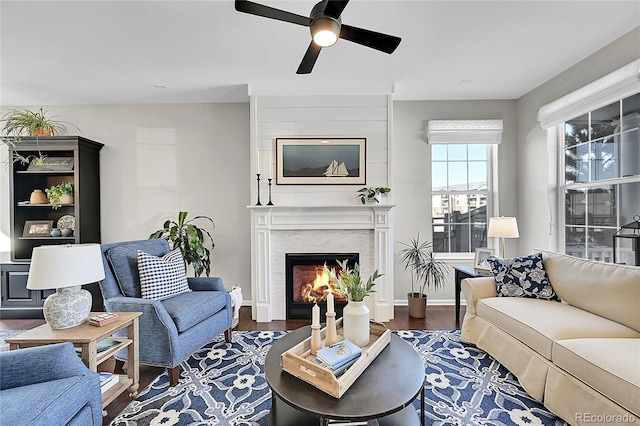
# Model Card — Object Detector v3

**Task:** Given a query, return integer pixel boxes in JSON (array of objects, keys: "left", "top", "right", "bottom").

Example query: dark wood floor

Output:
[{"left": 1, "top": 305, "right": 465, "bottom": 425}]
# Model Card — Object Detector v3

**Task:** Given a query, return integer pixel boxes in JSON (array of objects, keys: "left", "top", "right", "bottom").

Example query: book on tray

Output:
[{"left": 316, "top": 339, "right": 362, "bottom": 371}]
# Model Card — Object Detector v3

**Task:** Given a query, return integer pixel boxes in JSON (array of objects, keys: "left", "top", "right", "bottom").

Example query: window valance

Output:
[
  {"left": 426, "top": 119, "right": 503, "bottom": 144},
  {"left": 537, "top": 59, "right": 640, "bottom": 129}
]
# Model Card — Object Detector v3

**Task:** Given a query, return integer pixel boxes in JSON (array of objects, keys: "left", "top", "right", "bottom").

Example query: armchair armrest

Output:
[
  {"left": 0, "top": 342, "right": 96, "bottom": 390},
  {"left": 188, "top": 276, "right": 226, "bottom": 292}
]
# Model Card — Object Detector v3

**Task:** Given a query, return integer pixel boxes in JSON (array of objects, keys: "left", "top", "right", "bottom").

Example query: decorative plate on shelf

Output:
[{"left": 57, "top": 215, "right": 76, "bottom": 231}]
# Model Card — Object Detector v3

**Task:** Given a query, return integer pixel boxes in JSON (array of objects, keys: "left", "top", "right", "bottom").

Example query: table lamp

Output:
[
  {"left": 27, "top": 243, "right": 105, "bottom": 329},
  {"left": 487, "top": 217, "right": 519, "bottom": 258}
]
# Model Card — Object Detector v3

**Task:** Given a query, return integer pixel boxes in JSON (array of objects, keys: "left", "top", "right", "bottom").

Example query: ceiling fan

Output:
[{"left": 235, "top": 0, "right": 401, "bottom": 74}]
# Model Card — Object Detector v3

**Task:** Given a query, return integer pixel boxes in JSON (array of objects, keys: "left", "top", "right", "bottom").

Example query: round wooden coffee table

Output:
[{"left": 265, "top": 326, "right": 425, "bottom": 426}]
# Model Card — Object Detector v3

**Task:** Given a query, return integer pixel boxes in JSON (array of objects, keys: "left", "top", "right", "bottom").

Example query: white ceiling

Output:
[{"left": 1, "top": 1, "right": 638, "bottom": 105}]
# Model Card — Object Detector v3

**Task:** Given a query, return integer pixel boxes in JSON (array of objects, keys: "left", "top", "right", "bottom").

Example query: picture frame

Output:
[
  {"left": 22, "top": 220, "right": 54, "bottom": 237},
  {"left": 27, "top": 157, "right": 74, "bottom": 172},
  {"left": 474, "top": 247, "right": 495, "bottom": 271},
  {"left": 276, "top": 138, "right": 366, "bottom": 185}
]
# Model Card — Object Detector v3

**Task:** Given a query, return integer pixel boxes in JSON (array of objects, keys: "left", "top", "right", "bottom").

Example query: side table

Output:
[
  {"left": 6, "top": 311, "right": 141, "bottom": 409},
  {"left": 453, "top": 266, "right": 491, "bottom": 324}
]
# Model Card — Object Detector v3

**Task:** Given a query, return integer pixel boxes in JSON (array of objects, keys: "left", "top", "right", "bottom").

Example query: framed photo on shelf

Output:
[
  {"left": 276, "top": 138, "right": 366, "bottom": 185},
  {"left": 474, "top": 247, "right": 495, "bottom": 271},
  {"left": 22, "top": 220, "right": 53, "bottom": 237}
]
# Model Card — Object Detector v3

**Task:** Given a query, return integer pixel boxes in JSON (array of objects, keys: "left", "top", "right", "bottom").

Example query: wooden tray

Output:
[{"left": 280, "top": 318, "right": 391, "bottom": 398}]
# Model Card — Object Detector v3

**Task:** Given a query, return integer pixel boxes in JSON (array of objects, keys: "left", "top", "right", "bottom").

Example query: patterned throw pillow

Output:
[
  {"left": 486, "top": 253, "right": 559, "bottom": 301},
  {"left": 137, "top": 248, "right": 191, "bottom": 300}
]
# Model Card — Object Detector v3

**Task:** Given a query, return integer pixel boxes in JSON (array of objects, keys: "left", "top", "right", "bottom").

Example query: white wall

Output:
[
  {"left": 516, "top": 27, "right": 640, "bottom": 253},
  {"left": 0, "top": 103, "right": 251, "bottom": 292},
  {"left": 250, "top": 94, "right": 391, "bottom": 206},
  {"left": 392, "top": 100, "right": 518, "bottom": 304}
]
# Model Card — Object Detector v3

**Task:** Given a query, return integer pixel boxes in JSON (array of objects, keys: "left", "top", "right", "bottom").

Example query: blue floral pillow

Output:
[{"left": 486, "top": 253, "right": 559, "bottom": 301}]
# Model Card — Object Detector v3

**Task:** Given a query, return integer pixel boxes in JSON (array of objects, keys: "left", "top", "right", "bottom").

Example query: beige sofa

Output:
[{"left": 461, "top": 250, "right": 640, "bottom": 425}]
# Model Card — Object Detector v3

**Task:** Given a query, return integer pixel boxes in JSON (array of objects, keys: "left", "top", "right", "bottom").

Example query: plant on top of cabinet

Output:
[
  {"left": 1, "top": 107, "right": 79, "bottom": 165},
  {"left": 45, "top": 182, "right": 74, "bottom": 210}
]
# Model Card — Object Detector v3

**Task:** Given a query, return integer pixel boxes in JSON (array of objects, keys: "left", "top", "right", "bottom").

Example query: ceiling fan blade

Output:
[
  {"left": 297, "top": 42, "right": 322, "bottom": 74},
  {"left": 340, "top": 24, "right": 401, "bottom": 54},
  {"left": 235, "top": 0, "right": 311, "bottom": 27},
  {"left": 323, "top": 0, "right": 349, "bottom": 19}
]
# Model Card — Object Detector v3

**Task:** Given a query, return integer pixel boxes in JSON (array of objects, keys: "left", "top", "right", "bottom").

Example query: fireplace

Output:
[{"left": 285, "top": 253, "right": 359, "bottom": 319}]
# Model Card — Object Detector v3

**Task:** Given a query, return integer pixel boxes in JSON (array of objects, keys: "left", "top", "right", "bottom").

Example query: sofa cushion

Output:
[
  {"left": 535, "top": 249, "right": 640, "bottom": 333},
  {"left": 137, "top": 248, "right": 191, "bottom": 300},
  {"left": 106, "top": 240, "right": 169, "bottom": 298},
  {"left": 161, "top": 290, "right": 228, "bottom": 332},
  {"left": 476, "top": 297, "right": 640, "bottom": 360},
  {"left": 486, "top": 253, "right": 559, "bottom": 301},
  {"left": 553, "top": 338, "right": 640, "bottom": 416}
]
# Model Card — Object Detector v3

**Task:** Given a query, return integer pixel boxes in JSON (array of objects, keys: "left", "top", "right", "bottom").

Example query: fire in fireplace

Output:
[{"left": 285, "top": 253, "right": 359, "bottom": 319}]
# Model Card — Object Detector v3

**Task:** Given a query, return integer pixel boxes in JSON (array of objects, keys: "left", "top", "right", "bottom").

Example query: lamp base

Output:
[{"left": 43, "top": 286, "right": 92, "bottom": 330}]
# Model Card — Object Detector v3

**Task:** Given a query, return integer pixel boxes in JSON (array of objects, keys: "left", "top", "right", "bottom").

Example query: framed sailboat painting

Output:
[{"left": 276, "top": 138, "right": 366, "bottom": 185}]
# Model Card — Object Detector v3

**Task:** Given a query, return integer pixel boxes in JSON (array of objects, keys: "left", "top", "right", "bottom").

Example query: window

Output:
[
  {"left": 431, "top": 144, "right": 492, "bottom": 253},
  {"left": 561, "top": 93, "right": 640, "bottom": 262}
]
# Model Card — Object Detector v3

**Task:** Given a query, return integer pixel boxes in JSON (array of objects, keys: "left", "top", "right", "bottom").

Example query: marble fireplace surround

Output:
[{"left": 248, "top": 205, "right": 395, "bottom": 322}]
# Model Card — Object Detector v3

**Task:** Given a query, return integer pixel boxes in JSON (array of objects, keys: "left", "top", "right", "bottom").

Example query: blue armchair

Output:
[
  {"left": 98, "top": 239, "right": 233, "bottom": 386},
  {"left": 0, "top": 342, "right": 102, "bottom": 425}
]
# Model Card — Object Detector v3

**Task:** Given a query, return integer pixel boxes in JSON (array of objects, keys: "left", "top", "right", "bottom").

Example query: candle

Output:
[
  {"left": 256, "top": 151, "right": 260, "bottom": 175},
  {"left": 268, "top": 152, "right": 273, "bottom": 179},
  {"left": 312, "top": 303, "right": 320, "bottom": 327},
  {"left": 326, "top": 292, "right": 334, "bottom": 314}
]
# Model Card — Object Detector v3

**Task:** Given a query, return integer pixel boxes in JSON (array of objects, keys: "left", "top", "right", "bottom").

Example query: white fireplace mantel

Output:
[{"left": 248, "top": 205, "right": 395, "bottom": 322}]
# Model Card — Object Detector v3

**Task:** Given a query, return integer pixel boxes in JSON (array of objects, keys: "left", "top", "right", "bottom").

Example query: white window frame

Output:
[
  {"left": 538, "top": 60, "right": 640, "bottom": 259},
  {"left": 427, "top": 120, "right": 502, "bottom": 258}
]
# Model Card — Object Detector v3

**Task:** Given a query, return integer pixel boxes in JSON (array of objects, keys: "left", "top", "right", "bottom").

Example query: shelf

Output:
[
  {"left": 96, "top": 338, "right": 132, "bottom": 365},
  {"left": 16, "top": 203, "right": 75, "bottom": 208},
  {"left": 101, "top": 376, "right": 133, "bottom": 407},
  {"left": 16, "top": 170, "right": 74, "bottom": 175},
  {"left": 18, "top": 237, "right": 75, "bottom": 240}
]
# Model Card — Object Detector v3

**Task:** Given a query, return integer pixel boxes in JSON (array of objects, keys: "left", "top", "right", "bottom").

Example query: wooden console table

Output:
[{"left": 6, "top": 311, "right": 141, "bottom": 409}]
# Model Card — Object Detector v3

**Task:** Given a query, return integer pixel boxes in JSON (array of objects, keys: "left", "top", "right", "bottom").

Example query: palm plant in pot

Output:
[
  {"left": 398, "top": 232, "right": 449, "bottom": 318},
  {"left": 149, "top": 211, "right": 215, "bottom": 277}
]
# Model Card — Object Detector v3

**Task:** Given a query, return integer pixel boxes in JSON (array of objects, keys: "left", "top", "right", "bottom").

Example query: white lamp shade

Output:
[
  {"left": 27, "top": 243, "right": 106, "bottom": 290},
  {"left": 487, "top": 217, "right": 520, "bottom": 239}
]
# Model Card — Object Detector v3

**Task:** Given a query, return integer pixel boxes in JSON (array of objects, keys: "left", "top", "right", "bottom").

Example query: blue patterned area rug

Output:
[{"left": 110, "top": 330, "right": 568, "bottom": 426}]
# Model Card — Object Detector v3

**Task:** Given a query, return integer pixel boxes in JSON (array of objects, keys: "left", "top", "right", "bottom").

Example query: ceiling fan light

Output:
[{"left": 311, "top": 18, "right": 340, "bottom": 47}]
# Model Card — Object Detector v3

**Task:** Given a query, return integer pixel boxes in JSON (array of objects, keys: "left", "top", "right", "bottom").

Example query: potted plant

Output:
[
  {"left": 324, "top": 259, "right": 382, "bottom": 346},
  {"left": 149, "top": 211, "right": 215, "bottom": 277},
  {"left": 45, "top": 182, "right": 74, "bottom": 209},
  {"left": 357, "top": 187, "right": 390, "bottom": 204},
  {"left": 398, "top": 232, "right": 449, "bottom": 318},
  {"left": 1, "top": 107, "right": 79, "bottom": 165}
]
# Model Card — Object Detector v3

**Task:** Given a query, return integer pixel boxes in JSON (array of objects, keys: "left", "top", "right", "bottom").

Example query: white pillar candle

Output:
[
  {"left": 312, "top": 303, "right": 320, "bottom": 327},
  {"left": 256, "top": 151, "right": 260, "bottom": 175},
  {"left": 268, "top": 152, "right": 273, "bottom": 179},
  {"left": 326, "top": 292, "right": 334, "bottom": 314}
]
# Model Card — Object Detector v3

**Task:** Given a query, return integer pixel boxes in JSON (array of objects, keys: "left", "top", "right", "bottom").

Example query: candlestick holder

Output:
[
  {"left": 255, "top": 173, "right": 262, "bottom": 206},
  {"left": 310, "top": 324, "right": 322, "bottom": 355},
  {"left": 267, "top": 178, "right": 274, "bottom": 205},
  {"left": 325, "top": 312, "right": 337, "bottom": 346}
]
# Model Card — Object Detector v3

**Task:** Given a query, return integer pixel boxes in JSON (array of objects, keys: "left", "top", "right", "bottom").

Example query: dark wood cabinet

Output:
[{"left": 1, "top": 136, "right": 103, "bottom": 318}]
